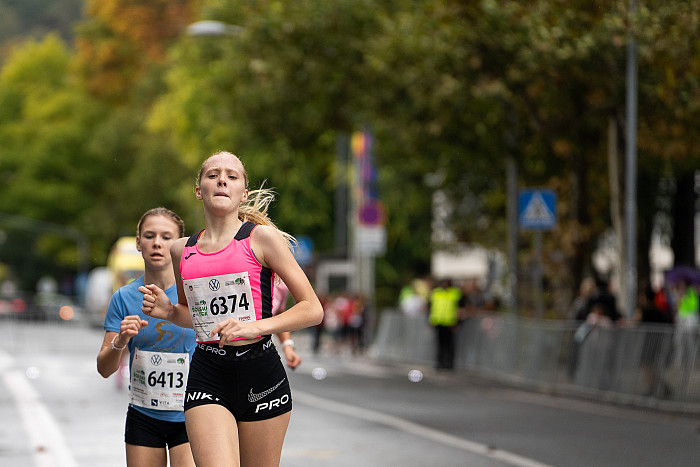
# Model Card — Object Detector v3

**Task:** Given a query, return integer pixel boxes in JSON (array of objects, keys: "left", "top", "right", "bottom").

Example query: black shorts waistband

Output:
[{"left": 195, "top": 336, "right": 275, "bottom": 361}]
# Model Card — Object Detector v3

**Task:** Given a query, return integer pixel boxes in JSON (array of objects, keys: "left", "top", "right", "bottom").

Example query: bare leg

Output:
[
  {"left": 186, "top": 405, "right": 240, "bottom": 467},
  {"left": 169, "top": 442, "right": 196, "bottom": 467},
  {"left": 239, "top": 412, "right": 291, "bottom": 467},
  {"left": 125, "top": 444, "right": 167, "bottom": 467}
]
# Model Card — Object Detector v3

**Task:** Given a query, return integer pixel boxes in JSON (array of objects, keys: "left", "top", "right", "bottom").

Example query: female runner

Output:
[
  {"left": 140, "top": 151, "right": 323, "bottom": 466},
  {"left": 97, "top": 207, "right": 196, "bottom": 467}
]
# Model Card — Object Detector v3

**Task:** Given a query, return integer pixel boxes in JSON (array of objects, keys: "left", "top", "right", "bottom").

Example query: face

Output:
[
  {"left": 136, "top": 215, "right": 180, "bottom": 270},
  {"left": 195, "top": 152, "right": 248, "bottom": 213}
]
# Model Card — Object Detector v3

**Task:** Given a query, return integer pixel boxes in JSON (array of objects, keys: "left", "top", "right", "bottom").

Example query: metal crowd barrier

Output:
[{"left": 369, "top": 310, "right": 700, "bottom": 413}]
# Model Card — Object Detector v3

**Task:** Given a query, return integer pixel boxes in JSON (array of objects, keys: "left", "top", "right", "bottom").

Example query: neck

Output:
[
  {"left": 143, "top": 267, "right": 175, "bottom": 291},
  {"left": 203, "top": 214, "right": 243, "bottom": 243}
]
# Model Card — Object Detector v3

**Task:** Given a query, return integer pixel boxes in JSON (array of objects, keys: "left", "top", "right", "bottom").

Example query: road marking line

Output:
[
  {"left": 294, "top": 390, "right": 554, "bottom": 467},
  {"left": 0, "top": 350, "right": 78, "bottom": 467}
]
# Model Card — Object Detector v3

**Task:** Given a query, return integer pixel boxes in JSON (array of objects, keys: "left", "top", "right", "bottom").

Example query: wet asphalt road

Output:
[{"left": 1, "top": 319, "right": 698, "bottom": 467}]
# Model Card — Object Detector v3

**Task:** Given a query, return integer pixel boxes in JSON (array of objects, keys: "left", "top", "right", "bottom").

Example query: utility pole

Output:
[
  {"left": 625, "top": 0, "right": 638, "bottom": 318},
  {"left": 507, "top": 157, "right": 518, "bottom": 316}
]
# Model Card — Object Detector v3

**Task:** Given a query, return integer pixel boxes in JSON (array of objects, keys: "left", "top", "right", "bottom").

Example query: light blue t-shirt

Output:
[{"left": 104, "top": 276, "right": 196, "bottom": 422}]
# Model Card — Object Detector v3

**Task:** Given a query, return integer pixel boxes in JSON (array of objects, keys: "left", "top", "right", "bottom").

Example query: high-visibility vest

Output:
[
  {"left": 429, "top": 287, "right": 461, "bottom": 326},
  {"left": 678, "top": 287, "right": 699, "bottom": 318}
]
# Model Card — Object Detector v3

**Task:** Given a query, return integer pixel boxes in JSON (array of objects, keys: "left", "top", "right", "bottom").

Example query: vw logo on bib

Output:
[
  {"left": 150, "top": 354, "right": 163, "bottom": 366},
  {"left": 209, "top": 279, "right": 220, "bottom": 291}
]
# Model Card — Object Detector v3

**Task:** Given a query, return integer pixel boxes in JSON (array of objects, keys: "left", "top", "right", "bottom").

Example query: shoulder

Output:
[
  {"left": 250, "top": 224, "right": 291, "bottom": 269},
  {"left": 250, "top": 224, "right": 285, "bottom": 247},
  {"left": 250, "top": 223, "right": 276, "bottom": 237},
  {"left": 171, "top": 237, "right": 188, "bottom": 255}
]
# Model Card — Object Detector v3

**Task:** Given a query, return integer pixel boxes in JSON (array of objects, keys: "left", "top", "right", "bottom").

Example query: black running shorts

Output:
[
  {"left": 184, "top": 336, "right": 292, "bottom": 422},
  {"left": 124, "top": 406, "right": 189, "bottom": 448}
]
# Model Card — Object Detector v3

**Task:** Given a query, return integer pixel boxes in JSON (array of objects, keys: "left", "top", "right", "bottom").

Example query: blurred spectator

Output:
[
  {"left": 672, "top": 278, "right": 699, "bottom": 368},
  {"left": 570, "top": 277, "right": 596, "bottom": 321},
  {"left": 428, "top": 279, "right": 463, "bottom": 370},
  {"left": 576, "top": 302, "right": 616, "bottom": 389},
  {"left": 415, "top": 277, "right": 433, "bottom": 303},
  {"left": 587, "top": 302, "right": 613, "bottom": 328},
  {"left": 584, "top": 277, "right": 622, "bottom": 324},
  {"left": 581, "top": 278, "right": 623, "bottom": 389},
  {"left": 323, "top": 293, "right": 344, "bottom": 353},
  {"left": 337, "top": 292, "right": 356, "bottom": 349},
  {"left": 633, "top": 285, "right": 673, "bottom": 397},
  {"left": 458, "top": 278, "right": 484, "bottom": 319},
  {"left": 567, "top": 277, "right": 597, "bottom": 379},
  {"left": 398, "top": 280, "right": 428, "bottom": 317},
  {"left": 347, "top": 293, "right": 367, "bottom": 354},
  {"left": 653, "top": 283, "right": 674, "bottom": 321}
]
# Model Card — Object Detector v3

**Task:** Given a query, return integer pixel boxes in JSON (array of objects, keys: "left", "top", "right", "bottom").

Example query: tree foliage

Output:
[
  {"left": 0, "top": 0, "right": 697, "bottom": 310},
  {"left": 156, "top": 0, "right": 697, "bottom": 310},
  {"left": 75, "top": 0, "right": 192, "bottom": 102}
]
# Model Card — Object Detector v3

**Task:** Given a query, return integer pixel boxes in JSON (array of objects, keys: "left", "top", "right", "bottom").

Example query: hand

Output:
[
  {"left": 117, "top": 315, "right": 148, "bottom": 347},
  {"left": 210, "top": 318, "right": 261, "bottom": 347},
  {"left": 139, "top": 284, "right": 172, "bottom": 320},
  {"left": 283, "top": 346, "right": 302, "bottom": 370}
]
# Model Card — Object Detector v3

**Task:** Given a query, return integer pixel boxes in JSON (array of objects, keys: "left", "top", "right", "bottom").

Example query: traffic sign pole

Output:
[
  {"left": 518, "top": 189, "right": 557, "bottom": 318},
  {"left": 534, "top": 230, "right": 543, "bottom": 319}
]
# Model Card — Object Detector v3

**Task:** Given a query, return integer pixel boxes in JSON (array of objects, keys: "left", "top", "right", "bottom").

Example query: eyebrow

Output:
[
  {"left": 141, "top": 229, "right": 176, "bottom": 235},
  {"left": 206, "top": 167, "right": 243, "bottom": 175}
]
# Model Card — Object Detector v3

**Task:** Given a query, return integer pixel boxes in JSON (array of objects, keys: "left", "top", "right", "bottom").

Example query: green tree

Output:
[
  {"left": 75, "top": 0, "right": 192, "bottom": 103},
  {"left": 635, "top": 1, "right": 700, "bottom": 269},
  {"left": 0, "top": 36, "right": 105, "bottom": 287},
  {"left": 2, "top": 0, "right": 697, "bottom": 311}
]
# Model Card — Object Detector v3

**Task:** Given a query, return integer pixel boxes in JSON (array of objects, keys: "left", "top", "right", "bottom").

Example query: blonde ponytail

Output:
[{"left": 239, "top": 184, "right": 296, "bottom": 250}]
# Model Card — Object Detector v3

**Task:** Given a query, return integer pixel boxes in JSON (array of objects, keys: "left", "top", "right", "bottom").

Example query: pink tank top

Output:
[{"left": 180, "top": 222, "right": 274, "bottom": 342}]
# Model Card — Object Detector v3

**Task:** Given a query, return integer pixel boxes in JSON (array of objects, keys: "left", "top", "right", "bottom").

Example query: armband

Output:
[{"left": 281, "top": 339, "right": 295, "bottom": 349}]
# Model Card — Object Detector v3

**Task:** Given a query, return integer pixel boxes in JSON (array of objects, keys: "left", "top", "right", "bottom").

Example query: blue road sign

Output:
[{"left": 518, "top": 189, "right": 557, "bottom": 230}]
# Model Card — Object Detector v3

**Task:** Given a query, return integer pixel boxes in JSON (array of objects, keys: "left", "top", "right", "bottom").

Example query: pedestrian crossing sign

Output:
[{"left": 518, "top": 189, "right": 557, "bottom": 230}]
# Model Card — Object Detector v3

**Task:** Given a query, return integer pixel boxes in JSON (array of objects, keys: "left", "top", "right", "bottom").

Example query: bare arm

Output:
[
  {"left": 256, "top": 225, "right": 324, "bottom": 332},
  {"left": 276, "top": 328, "right": 301, "bottom": 370},
  {"left": 96, "top": 315, "right": 147, "bottom": 378},
  {"left": 211, "top": 225, "right": 323, "bottom": 344}
]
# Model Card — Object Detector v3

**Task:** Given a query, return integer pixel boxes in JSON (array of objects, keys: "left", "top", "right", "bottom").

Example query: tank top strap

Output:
[
  {"left": 185, "top": 224, "right": 256, "bottom": 248},
  {"left": 185, "top": 230, "right": 203, "bottom": 247},
  {"left": 235, "top": 222, "right": 256, "bottom": 241}
]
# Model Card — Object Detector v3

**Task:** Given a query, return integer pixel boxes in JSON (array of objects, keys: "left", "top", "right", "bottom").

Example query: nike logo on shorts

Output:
[
  {"left": 248, "top": 379, "right": 286, "bottom": 402},
  {"left": 236, "top": 349, "right": 251, "bottom": 357}
]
